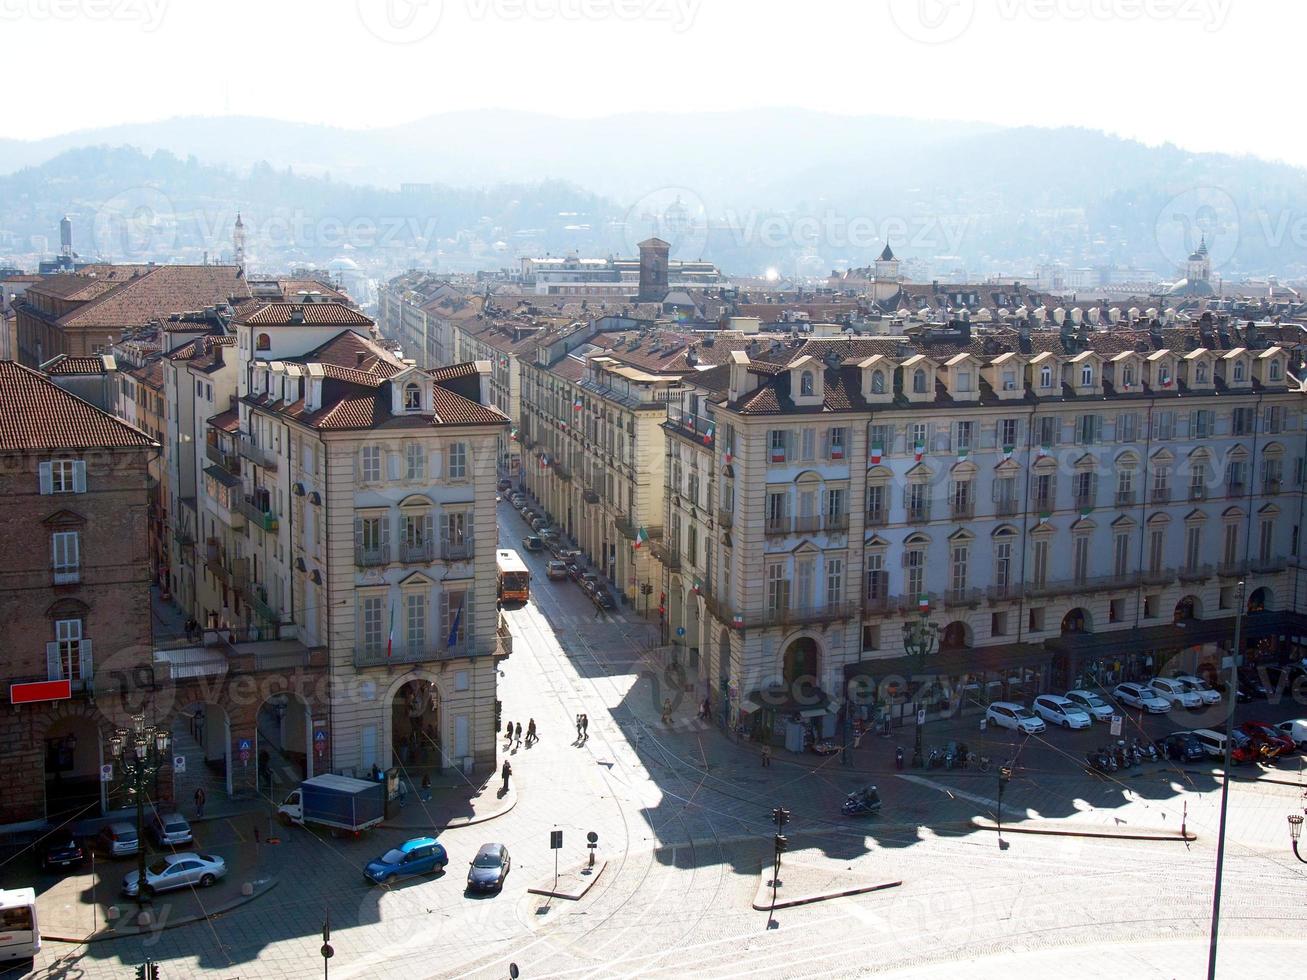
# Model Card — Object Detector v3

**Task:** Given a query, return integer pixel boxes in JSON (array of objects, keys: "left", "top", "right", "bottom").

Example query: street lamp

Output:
[
  {"left": 1289, "top": 813, "right": 1307, "bottom": 864},
  {"left": 997, "top": 765, "right": 1013, "bottom": 848},
  {"left": 109, "top": 714, "right": 171, "bottom": 906},
  {"left": 902, "top": 611, "right": 939, "bottom": 769}
]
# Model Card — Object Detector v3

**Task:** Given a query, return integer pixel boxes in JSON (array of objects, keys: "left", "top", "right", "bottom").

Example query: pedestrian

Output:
[
  {"left": 505, "top": 720, "right": 513, "bottom": 741},
  {"left": 194, "top": 786, "right": 206, "bottom": 819},
  {"left": 501, "top": 759, "right": 512, "bottom": 794},
  {"left": 761, "top": 744, "right": 772, "bottom": 768},
  {"left": 581, "top": 714, "right": 589, "bottom": 737},
  {"left": 514, "top": 721, "right": 522, "bottom": 746},
  {"left": 421, "top": 774, "right": 432, "bottom": 802},
  {"left": 661, "top": 698, "right": 672, "bottom": 726},
  {"left": 576, "top": 715, "right": 583, "bottom": 740},
  {"left": 527, "top": 719, "right": 537, "bottom": 745}
]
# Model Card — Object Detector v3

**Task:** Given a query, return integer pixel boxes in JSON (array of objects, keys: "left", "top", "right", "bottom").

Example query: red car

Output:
[{"left": 1238, "top": 721, "right": 1295, "bottom": 759}]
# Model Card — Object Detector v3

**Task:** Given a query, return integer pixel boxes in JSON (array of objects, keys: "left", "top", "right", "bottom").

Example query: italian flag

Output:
[
  {"left": 870, "top": 443, "right": 883, "bottom": 464},
  {"left": 574, "top": 396, "right": 583, "bottom": 412},
  {"left": 692, "top": 577, "right": 702, "bottom": 594},
  {"left": 913, "top": 442, "right": 924, "bottom": 462},
  {"left": 703, "top": 423, "right": 715, "bottom": 446},
  {"left": 732, "top": 612, "right": 744, "bottom": 629},
  {"left": 386, "top": 598, "right": 395, "bottom": 659},
  {"left": 917, "top": 594, "right": 930, "bottom": 612},
  {"left": 957, "top": 447, "right": 969, "bottom": 460},
  {"left": 634, "top": 526, "right": 649, "bottom": 549},
  {"left": 1002, "top": 445, "right": 1014, "bottom": 460}
]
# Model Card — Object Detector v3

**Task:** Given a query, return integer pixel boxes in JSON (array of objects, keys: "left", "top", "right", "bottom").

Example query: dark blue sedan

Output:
[{"left": 365, "top": 837, "right": 448, "bottom": 885}]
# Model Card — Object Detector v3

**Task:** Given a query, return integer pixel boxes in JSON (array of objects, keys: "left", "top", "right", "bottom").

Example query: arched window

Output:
[
  {"left": 799, "top": 371, "right": 814, "bottom": 397},
  {"left": 1158, "top": 365, "right": 1171, "bottom": 385},
  {"left": 256, "top": 333, "right": 271, "bottom": 351},
  {"left": 1269, "top": 360, "right": 1282, "bottom": 380},
  {"left": 1039, "top": 365, "right": 1052, "bottom": 389},
  {"left": 1232, "top": 360, "right": 1245, "bottom": 381},
  {"left": 1195, "top": 361, "right": 1208, "bottom": 383},
  {"left": 871, "top": 369, "right": 885, "bottom": 394},
  {"left": 1080, "top": 364, "right": 1094, "bottom": 387},
  {"left": 404, "top": 382, "right": 422, "bottom": 411},
  {"left": 912, "top": 369, "right": 927, "bottom": 394},
  {"left": 1122, "top": 366, "right": 1135, "bottom": 387}
]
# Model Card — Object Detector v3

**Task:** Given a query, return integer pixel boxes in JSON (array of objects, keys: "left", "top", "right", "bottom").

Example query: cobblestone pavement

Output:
[{"left": 16, "top": 501, "right": 1306, "bottom": 978}]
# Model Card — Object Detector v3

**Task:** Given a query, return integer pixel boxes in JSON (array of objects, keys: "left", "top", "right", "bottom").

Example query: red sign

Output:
[{"left": 11, "top": 679, "right": 72, "bottom": 704}]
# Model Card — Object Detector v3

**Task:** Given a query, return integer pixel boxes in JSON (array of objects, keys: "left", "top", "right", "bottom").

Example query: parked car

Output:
[
  {"left": 1160, "top": 731, "right": 1206, "bottom": 763},
  {"left": 466, "top": 842, "right": 511, "bottom": 893},
  {"left": 1236, "top": 667, "right": 1271, "bottom": 700},
  {"left": 984, "top": 702, "right": 1046, "bottom": 734},
  {"left": 41, "top": 834, "right": 85, "bottom": 871},
  {"left": 1171, "top": 674, "right": 1222, "bottom": 706},
  {"left": 95, "top": 821, "right": 140, "bottom": 858},
  {"left": 566, "top": 562, "right": 586, "bottom": 582},
  {"left": 1238, "top": 721, "right": 1295, "bottom": 758},
  {"left": 522, "top": 536, "right": 545, "bottom": 552},
  {"left": 1063, "top": 690, "right": 1116, "bottom": 723},
  {"left": 497, "top": 479, "right": 513, "bottom": 492},
  {"left": 1033, "top": 695, "right": 1092, "bottom": 730},
  {"left": 1190, "top": 728, "right": 1258, "bottom": 764},
  {"left": 365, "top": 836, "right": 448, "bottom": 885},
  {"left": 148, "top": 811, "right": 193, "bottom": 847},
  {"left": 530, "top": 518, "right": 550, "bottom": 533},
  {"left": 1274, "top": 718, "right": 1307, "bottom": 750},
  {"left": 546, "top": 560, "right": 569, "bottom": 581},
  {"left": 592, "top": 589, "right": 615, "bottom": 610},
  {"left": 123, "top": 853, "right": 227, "bottom": 896},
  {"left": 1147, "top": 677, "right": 1203, "bottom": 710},
  {"left": 1112, "top": 682, "right": 1171, "bottom": 714}
]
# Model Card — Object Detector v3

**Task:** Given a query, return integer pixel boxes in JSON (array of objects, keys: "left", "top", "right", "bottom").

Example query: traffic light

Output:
[
  {"left": 773, "top": 833, "right": 788, "bottom": 854},
  {"left": 136, "top": 963, "right": 160, "bottom": 980},
  {"left": 771, "top": 806, "right": 790, "bottom": 829}
]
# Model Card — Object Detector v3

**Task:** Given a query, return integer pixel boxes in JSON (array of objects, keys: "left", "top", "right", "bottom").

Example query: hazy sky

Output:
[{"left": 5, "top": 0, "right": 1305, "bottom": 166}]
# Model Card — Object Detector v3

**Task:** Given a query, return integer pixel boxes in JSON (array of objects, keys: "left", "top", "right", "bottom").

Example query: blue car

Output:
[{"left": 364, "top": 836, "right": 448, "bottom": 885}]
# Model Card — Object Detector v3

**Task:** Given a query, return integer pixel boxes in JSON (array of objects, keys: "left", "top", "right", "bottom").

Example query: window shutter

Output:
[
  {"left": 38, "top": 462, "right": 52, "bottom": 495},
  {"left": 387, "top": 452, "right": 399, "bottom": 481},
  {"left": 79, "top": 639, "right": 92, "bottom": 680},
  {"left": 423, "top": 513, "right": 434, "bottom": 546},
  {"left": 354, "top": 517, "right": 363, "bottom": 547},
  {"left": 72, "top": 460, "right": 86, "bottom": 493},
  {"left": 47, "top": 641, "right": 61, "bottom": 680}
]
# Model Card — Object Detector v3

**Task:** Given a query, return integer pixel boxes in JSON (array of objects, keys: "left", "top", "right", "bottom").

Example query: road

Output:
[{"left": 19, "top": 497, "right": 1307, "bottom": 979}]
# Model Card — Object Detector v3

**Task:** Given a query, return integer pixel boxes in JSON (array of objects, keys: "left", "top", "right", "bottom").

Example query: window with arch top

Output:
[
  {"left": 871, "top": 369, "right": 885, "bottom": 394},
  {"left": 1080, "top": 364, "right": 1094, "bottom": 387},
  {"left": 256, "top": 333, "right": 271, "bottom": 351},
  {"left": 1195, "top": 361, "right": 1209, "bottom": 383},
  {"left": 404, "top": 382, "right": 422, "bottom": 411},
  {"left": 1232, "top": 360, "right": 1245, "bottom": 381},
  {"left": 912, "top": 368, "right": 927, "bottom": 394}
]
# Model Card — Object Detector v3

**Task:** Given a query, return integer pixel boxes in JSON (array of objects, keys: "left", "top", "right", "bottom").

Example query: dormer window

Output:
[
  {"left": 404, "top": 382, "right": 422, "bottom": 411},
  {"left": 1268, "top": 360, "right": 1282, "bottom": 381},
  {"left": 1158, "top": 365, "right": 1171, "bottom": 386},
  {"left": 871, "top": 370, "right": 885, "bottom": 394},
  {"left": 1195, "top": 362, "right": 1209, "bottom": 384},
  {"left": 1233, "top": 360, "right": 1245, "bottom": 382},
  {"left": 800, "top": 371, "right": 814, "bottom": 397},
  {"left": 912, "top": 369, "right": 927, "bottom": 394},
  {"left": 1002, "top": 370, "right": 1017, "bottom": 391},
  {"left": 1039, "top": 365, "right": 1052, "bottom": 389},
  {"left": 1122, "top": 366, "right": 1135, "bottom": 387},
  {"left": 1080, "top": 365, "right": 1094, "bottom": 387},
  {"left": 957, "top": 370, "right": 973, "bottom": 393}
]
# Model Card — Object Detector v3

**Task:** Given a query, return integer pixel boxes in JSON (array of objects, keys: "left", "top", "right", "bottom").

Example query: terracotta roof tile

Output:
[
  {"left": 236, "top": 301, "right": 373, "bottom": 327},
  {"left": 43, "top": 355, "right": 112, "bottom": 376},
  {"left": 58, "top": 265, "right": 250, "bottom": 329},
  {"left": 0, "top": 360, "right": 156, "bottom": 451},
  {"left": 206, "top": 408, "right": 240, "bottom": 432}
]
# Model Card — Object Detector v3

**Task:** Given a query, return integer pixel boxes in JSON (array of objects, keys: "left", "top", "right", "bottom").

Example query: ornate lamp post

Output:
[
  {"left": 109, "top": 714, "right": 171, "bottom": 906},
  {"left": 1289, "top": 813, "right": 1307, "bottom": 864},
  {"left": 902, "top": 610, "right": 939, "bottom": 769},
  {"left": 997, "top": 764, "right": 1013, "bottom": 848}
]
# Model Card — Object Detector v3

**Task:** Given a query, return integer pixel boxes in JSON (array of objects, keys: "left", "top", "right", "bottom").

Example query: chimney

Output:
[{"left": 727, "top": 350, "right": 755, "bottom": 402}]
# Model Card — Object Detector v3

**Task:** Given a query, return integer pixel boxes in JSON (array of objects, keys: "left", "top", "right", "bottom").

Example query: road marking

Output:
[{"left": 896, "top": 773, "right": 999, "bottom": 810}]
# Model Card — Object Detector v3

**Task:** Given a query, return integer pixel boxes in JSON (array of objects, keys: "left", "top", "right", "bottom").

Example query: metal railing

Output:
[
  {"left": 748, "top": 601, "right": 858, "bottom": 629},
  {"left": 355, "top": 545, "right": 388, "bottom": 567},
  {"left": 1226, "top": 482, "right": 1246, "bottom": 498},
  {"left": 236, "top": 497, "right": 279, "bottom": 532},
  {"left": 1032, "top": 495, "right": 1054, "bottom": 513},
  {"left": 1151, "top": 487, "right": 1172, "bottom": 504},
  {"left": 1189, "top": 486, "right": 1207, "bottom": 501},
  {"left": 765, "top": 516, "right": 792, "bottom": 536},
  {"left": 354, "top": 639, "right": 474, "bottom": 668},
  {"left": 1263, "top": 479, "right": 1282, "bottom": 496},
  {"left": 1115, "top": 489, "right": 1136, "bottom": 507},
  {"left": 1025, "top": 572, "right": 1139, "bottom": 597},
  {"left": 443, "top": 541, "right": 473, "bottom": 561},
  {"left": 862, "top": 593, "right": 893, "bottom": 616},
  {"left": 1178, "top": 564, "right": 1213, "bottom": 583},
  {"left": 401, "top": 541, "right": 435, "bottom": 563},
  {"left": 238, "top": 435, "right": 278, "bottom": 471},
  {"left": 205, "top": 442, "right": 241, "bottom": 475},
  {"left": 794, "top": 516, "right": 821, "bottom": 533},
  {"left": 987, "top": 582, "right": 1024, "bottom": 603},
  {"left": 649, "top": 540, "right": 680, "bottom": 570},
  {"left": 614, "top": 515, "right": 637, "bottom": 541},
  {"left": 1139, "top": 567, "right": 1175, "bottom": 587},
  {"left": 1218, "top": 559, "right": 1250, "bottom": 578},
  {"left": 865, "top": 506, "right": 887, "bottom": 526},
  {"left": 942, "top": 587, "right": 983, "bottom": 608},
  {"left": 1073, "top": 494, "right": 1095, "bottom": 511},
  {"left": 247, "top": 586, "right": 279, "bottom": 624},
  {"left": 906, "top": 503, "right": 931, "bottom": 524},
  {"left": 951, "top": 501, "right": 975, "bottom": 520},
  {"left": 1251, "top": 557, "right": 1287, "bottom": 574},
  {"left": 995, "top": 499, "right": 1019, "bottom": 517}
]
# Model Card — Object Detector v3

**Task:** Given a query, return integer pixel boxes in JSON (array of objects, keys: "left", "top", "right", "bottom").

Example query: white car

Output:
[
  {"left": 985, "top": 701, "right": 1046, "bottom": 734},
  {"left": 1064, "top": 690, "right": 1116, "bottom": 723},
  {"left": 1113, "top": 682, "right": 1171, "bottom": 714},
  {"left": 1172, "top": 674, "right": 1222, "bottom": 706},
  {"left": 1147, "top": 677, "right": 1203, "bottom": 710},
  {"left": 1033, "top": 694, "right": 1092, "bottom": 730},
  {"left": 1275, "top": 718, "right": 1307, "bottom": 750},
  {"left": 123, "top": 852, "right": 226, "bottom": 897}
]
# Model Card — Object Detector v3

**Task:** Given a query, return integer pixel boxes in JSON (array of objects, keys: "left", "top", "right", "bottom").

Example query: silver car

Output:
[
  {"left": 96, "top": 820, "right": 140, "bottom": 857},
  {"left": 149, "top": 811, "right": 193, "bottom": 847},
  {"left": 122, "top": 852, "right": 226, "bottom": 896}
]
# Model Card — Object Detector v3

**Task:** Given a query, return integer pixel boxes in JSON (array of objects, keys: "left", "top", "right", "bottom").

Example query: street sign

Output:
[
  {"left": 10, "top": 679, "right": 71, "bottom": 704},
  {"left": 1110, "top": 715, "right": 1123, "bottom": 737},
  {"left": 550, "top": 830, "right": 563, "bottom": 849},
  {"left": 238, "top": 738, "right": 252, "bottom": 752},
  {"left": 586, "top": 831, "right": 598, "bottom": 845},
  {"left": 916, "top": 708, "right": 926, "bottom": 726},
  {"left": 100, "top": 764, "right": 114, "bottom": 783},
  {"left": 313, "top": 729, "right": 328, "bottom": 758},
  {"left": 676, "top": 626, "right": 685, "bottom": 637},
  {"left": 173, "top": 755, "right": 186, "bottom": 774}
]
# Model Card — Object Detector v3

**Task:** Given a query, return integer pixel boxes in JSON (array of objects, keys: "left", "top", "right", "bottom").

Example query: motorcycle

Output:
[
  {"left": 894, "top": 746, "right": 904, "bottom": 771},
  {"left": 1086, "top": 748, "right": 1113, "bottom": 774},
  {"left": 842, "top": 785, "right": 882, "bottom": 817},
  {"left": 944, "top": 740, "right": 962, "bottom": 769},
  {"left": 967, "top": 751, "right": 991, "bottom": 772},
  {"left": 927, "top": 747, "right": 944, "bottom": 769},
  {"left": 1102, "top": 746, "right": 1119, "bottom": 771}
]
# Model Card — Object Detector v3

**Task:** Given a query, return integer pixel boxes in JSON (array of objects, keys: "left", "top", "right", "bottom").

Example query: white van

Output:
[{"left": 0, "top": 887, "right": 39, "bottom": 962}]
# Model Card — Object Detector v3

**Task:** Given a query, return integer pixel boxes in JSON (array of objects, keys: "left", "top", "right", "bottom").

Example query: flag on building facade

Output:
[
  {"left": 447, "top": 601, "right": 464, "bottom": 649},
  {"left": 634, "top": 526, "right": 649, "bottom": 549},
  {"left": 869, "top": 443, "right": 883, "bottom": 464},
  {"left": 386, "top": 599, "right": 395, "bottom": 659}
]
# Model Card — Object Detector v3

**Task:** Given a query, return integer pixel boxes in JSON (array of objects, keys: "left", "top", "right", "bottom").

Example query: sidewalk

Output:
[{"left": 380, "top": 772, "right": 518, "bottom": 831}]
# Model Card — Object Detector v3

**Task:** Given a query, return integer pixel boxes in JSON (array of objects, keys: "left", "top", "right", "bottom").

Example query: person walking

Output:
[
  {"left": 761, "top": 744, "right": 772, "bottom": 768},
  {"left": 576, "top": 715, "right": 583, "bottom": 740},
  {"left": 421, "top": 774, "right": 432, "bottom": 802},
  {"left": 581, "top": 714, "right": 589, "bottom": 738},
  {"left": 661, "top": 698, "right": 673, "bottom": 726},
  {"left": 527, "top": 719, "right": 537, "bottom": 745},
  {"left": 505, "top": 720, "right": 513, "bottom": 742},
  {"left": 194, "top": 786, "right": 206, "bottom": 819},
  {"left": 514, "top": 721, "right": 522, "bottom": 746},
  {"left": 500, "top": 759, "right": 512, "bottom": 794}
]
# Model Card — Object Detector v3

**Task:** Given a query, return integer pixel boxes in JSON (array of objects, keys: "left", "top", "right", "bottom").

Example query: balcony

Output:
[
  {"left": 553, "top": 462, "right": 572, "bottom": 482},
  {"left": 1073, "top": 494, "right": 1096, "bottom": 511},
  {"left": 42, "top": 641, "right": 93, "bottom": 694},
  {"left": 716, "top": 509, "right": 733, "bottom": 529},
  {"left": 1178, "top": 564, "right": 1213, "bottom": 583},
  {"left": 614, "top": 515, "right": 637, "bottom": 541},
  {"left": 238, "top": 435, "right": 278, "bottom": 471},
  {"left": 648, "top": 540, "right": 680, "bottom": 571},
  {"left": 794, "top": 516, "right": 821, "bottom": 534},
  {"left": 443, "top": 541, "right": 473, "bottom": 562},
  {"left": 1251, "top": 557, "right": 1287, "bottom": 575},
  {"left": 862, "top": 593, "right": 893, "bottom": 616},
  {"left": 1226, "top": 482, "right": 1246, "bottom": 498},
  {"left": 951, "top": 500, "right": 975, "bottom": 520},
  {"left": 1151, "top": 487, "right": 1172, "bottom": 504},
  {"left": 906, "top": 503, "right": 931, "bottom": 525},
  {"left": 497, "top": 615, "right": 513, "bottom": 659},
  {"left": 52, "top": 564, "right": 80, "bottom": 586},
  {"left": 865, "top": 506, "right": 887, "bottom": 526},
  {"left": 751, "top": 601, "right": 858, "bottom": 629},
  {"left": 1139, "top": 567, "right": 1175, "bottom": 587},
  {"left": 765, "top": 516, "right": 792, "bottom": 536},
  {"left": 354, "top": 638, "right": 474, "bottom": 668},
  {"left": 1262, "top": 479, "right": 1282, "bottom": 496},
  {"left": 205, "top": 442, "right": 241, "bottom": 476},
  {"left": 401, "top": 540, "right": 435, "bottom": 563},
  {"left": 825, "top": 513, "right": 850, "bottom": 532},
  {"left": 942, "top": 587, "right": 983, "bottom": 609},
  {"left": 1026, "top": 573, "right": 1139, "bottom": 598},
  {"left": 246, "top": 585, "right": 279, "bottom": 624},
  {"left": 995, "top": 499, "right": 1019, "bottom": 517},
  {"left": 172, "top": 526, "right": 196, "bottom": 549},
  {"left": 1032, "top": 495, "right": 1054, "bottom": 514},
  {"left": 665, "top": 407, "right": 715, "bottom": 444},
  {"left": 355, "top": 545, "right": 389, "bottom": 567},
  {"left": 1218, "top": 559, "right": 1250, "bottom": 579},
  {"left": 1188, "top": 486, "right": 1207, "bottom": 502},
  {"left": 987, "top": 582, "right": 1024, "bottom": 603},
  {"left": 236, "top": 496, "right": 279, "bottom": 532}
]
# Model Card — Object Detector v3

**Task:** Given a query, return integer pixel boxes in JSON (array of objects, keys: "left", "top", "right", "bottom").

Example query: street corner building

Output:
[{"left": 0, "top": 359, "right": 158, "bottom": 828}]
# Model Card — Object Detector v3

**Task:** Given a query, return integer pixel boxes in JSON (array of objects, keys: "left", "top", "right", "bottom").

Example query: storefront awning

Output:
[
  {"left": 1046, "top": 612, "right": 1297, "bottom": 660},
  {"left": 743, "top": 685, "right": 831, "bottom": 715}
]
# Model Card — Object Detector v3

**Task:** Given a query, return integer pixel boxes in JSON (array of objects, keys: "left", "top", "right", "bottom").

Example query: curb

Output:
[
  {"left": 380, "top": 787, "right": 518, "bottom": 831},
  {"left": 752, "top": 876, "right": 902, "bottom": 911},
  {"left": 527, "top": 860, "right": 607, "bottom": 900},
  {"left": 970, "top": 817, "right": 1196, "bottom": 842},
  {"left": 44, "top": 877, "right": 279, "bottom": 944}
]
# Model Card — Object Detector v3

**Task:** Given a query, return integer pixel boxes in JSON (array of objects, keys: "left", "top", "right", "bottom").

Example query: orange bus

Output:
[{"left": 496, "top": 549, "right": 530, "bottom": 604}]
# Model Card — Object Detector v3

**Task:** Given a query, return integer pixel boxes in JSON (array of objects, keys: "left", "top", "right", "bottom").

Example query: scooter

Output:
[
  {"left": 927, "top": 747, "right": 944, "bottom": 769},
  {"left": 1086, "top": 748, "right": 1112, "bottom": 774},
  {"left": 894, "top": 746, "right": 904, "bottom": 771},
  {"left": 841, "top": 786, "right": 882, "bottom": 817}
]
